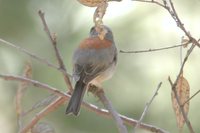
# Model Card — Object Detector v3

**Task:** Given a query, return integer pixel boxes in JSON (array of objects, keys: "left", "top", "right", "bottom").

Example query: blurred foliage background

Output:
[{"left": 0, "top": 0, "right": 200, "bottom": 133}]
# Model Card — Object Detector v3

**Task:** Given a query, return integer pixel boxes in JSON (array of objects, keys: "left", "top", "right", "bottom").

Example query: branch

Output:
[
  {"left": 173, "top": 44, "right": 195, "bottom": 86},
  {"left": 167, "top": 0, "right": 190, "bottom": 39},
  {"left": 22, "top": 94, "right": 59, "bottom": 116},
  {"left": 133, "top": 82, "right": 162, "bottom": 133},
  {"left": 0, "top": 74, "right": 168, "bottom": 133},
  {"left": 15, "top": 62, "right": 32, "bottom": 132},
  {"left": 120, "top": 44, "right": 185, "bottom": 54},
  {"left": 0, "top": 38, "right": 59, "bottom": 71},
  {"left": 38, "top": 10, "right": 73, "bottom": 92},
  {"left": 133, "top": 0, "right": 166, "bottom": 8},
  {"left": 182, "top": 89, "right": 200, "bottom": 107},
  {"left": 94, "top": 88, "right": 128, "bottom": 133},
  {"left": 0, "top": 74, "right": 67, "bottom": 98},
  {"left": 132, "top": 0, "right": 200, "bottom": 47},
  {"left": 20, "top": 96, "right": 65, "bottom": 133},
  {"left": 0, "top": 37, "right": 73, "bottom": 83},
  {"left": 99, "top": 91, "right": 128, "bottom": 133}
]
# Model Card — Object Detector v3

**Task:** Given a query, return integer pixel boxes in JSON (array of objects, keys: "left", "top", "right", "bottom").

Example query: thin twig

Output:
[
  {"left": 168, "top": 0, "right": 200, "bottom": 48},
  {"left": 83, "top": 103, "right": 169, "bottom": 133},
  {"left": 133, "top": 82, "right": 162, "bottom": 133},
  {"left": 22, "top": 94, "right": 59, "bottom": 116},
  {"left": 0, "top": 74, "right": 168, "bottom": 133},
  {"left": 0, "top": 38, "right": 59, "bottom": 70},
  {"left": 168, "top": 0, "right": 190, "bottom": 38},
  {"left": 20, "top": 96, "right": 65, "bottom": 133},
  {"left": 96, "top": 89, "right": 128, "bottom": 133},
  {"left": 182, "top": 89, "right": 200, "bottom": 107},
  {"left": 38, "top": 10, "right": 73, "bottom": 92},
  {"left": 173, "top": 44, "right": 195, "bottom": 86},
  {"left": 132, "top": 0, "right": 200, "bottom": 47},
  {"left": 15, "top": 62, "right": 32, "bottom": 133},
  {"left": 133, "top": 0, "right": 166, "bottom": 8},
  {"left": 0, "top": 74, "right": 67, "bottom": 97},
  {"left": 38, "top": 10, "right": 56, "bottom": 45},
  {"left": 120, "top": 44, "right": 185, "bottom": 54}
]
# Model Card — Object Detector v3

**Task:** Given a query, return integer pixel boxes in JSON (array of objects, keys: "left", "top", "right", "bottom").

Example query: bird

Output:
[
  {"left": 65, "top": 25, "right": 117, "bottom": 116},
  {"left": 77, "top": 0, "right": 122, "bottom": 7}
]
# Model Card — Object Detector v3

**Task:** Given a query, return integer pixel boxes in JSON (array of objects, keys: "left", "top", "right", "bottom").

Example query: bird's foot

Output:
[{"left": 88, "top": 84, "right": 104, "bottom": 97}]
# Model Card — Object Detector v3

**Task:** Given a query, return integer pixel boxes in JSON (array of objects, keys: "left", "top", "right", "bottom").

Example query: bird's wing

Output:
[{"left": 73, "top": 62, "right": 109, "bottom": 84}]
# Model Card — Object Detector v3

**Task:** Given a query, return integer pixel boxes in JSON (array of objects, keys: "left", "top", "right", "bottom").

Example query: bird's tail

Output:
[{"left": 65, "top": 80, "right": 86, "bottom": 116}]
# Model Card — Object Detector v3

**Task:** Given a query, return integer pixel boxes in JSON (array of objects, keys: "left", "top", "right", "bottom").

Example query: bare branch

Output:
[
  {"left": 22, "top": 94, "right": 59, "bottom": 116},
  {"left": 83, "top": 101, "right": 169, "bottom": 133},
  {"left": 0, "top": 74, "right": 168, "bottom": 133},
  {"left": 181, "top": 89, "right": 200, "bottom": 107},
  {"left": 168, "top": 0, "right": 189, "bottom": 38},
  {"left": 133, "top": 0, "right": 166, "bottom": 8},
  {"left": 120, "top": 44, "right": 186, "bottom": 54},
  {"left": 20, "top": 96, "right": 65, "bottom": 133},
  {"left": 0, "top": 38, "right": 59, "bottom": 71},
  {"left": 174, "top": 44, "right": 195, "bottom": 84},
  {"left": 38, "top": 10, "right": 73, "bottom": 92},
  {"left": 38, "top": 11, "right": 56, "bottom": 45},
  {"left": 132, "top": 0, "right": 200, "bottom": 47},
  {"left": 133, "top": 82, "right": 162, "bottom": 133},
  {"left": 0, "top": 74, "right": 67, "bottom": 98},
  {"left": 94, "top": 88, "right": 128, "bottom": 133},
  {"left": 15, "top": 62, "right": 32, "bottom": 132}
]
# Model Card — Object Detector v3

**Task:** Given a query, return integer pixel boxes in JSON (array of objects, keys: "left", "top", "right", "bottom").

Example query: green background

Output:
[{"left": 0, "top": 0, "right": 200, "bottom": 132}]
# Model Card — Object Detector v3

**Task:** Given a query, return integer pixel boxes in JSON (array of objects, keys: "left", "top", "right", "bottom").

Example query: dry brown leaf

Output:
[
  {"left": 171, "top": 74, "right": 190, "bottom": 132},
  {"left": 78, "top": 0, "right": 106, "bottom": 7},
  {"left": 78, "top": 0, "right": 121, "bottom": 7}
]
